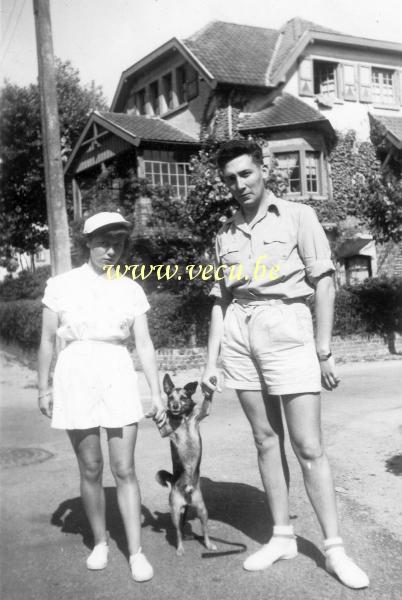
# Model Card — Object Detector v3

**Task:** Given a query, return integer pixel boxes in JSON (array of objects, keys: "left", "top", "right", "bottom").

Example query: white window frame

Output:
[
  {"left": 144, "top": 160, "right": 191, "bottom": 198},
  {"left": 371, "top": 67, "right": 396, "bottom": 106},
  {"left": 273, "top": 149, "right": 324, "bottom": 197}
]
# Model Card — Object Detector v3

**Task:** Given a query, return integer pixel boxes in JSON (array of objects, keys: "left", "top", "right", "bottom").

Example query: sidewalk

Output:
[{"left": 1, "top": 349, "right": 402, "bottom": 600}]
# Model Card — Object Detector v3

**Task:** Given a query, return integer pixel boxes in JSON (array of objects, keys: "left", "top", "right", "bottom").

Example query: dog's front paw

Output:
[{"left": 176, "top": 544, "right": 185, "bottom": 557}]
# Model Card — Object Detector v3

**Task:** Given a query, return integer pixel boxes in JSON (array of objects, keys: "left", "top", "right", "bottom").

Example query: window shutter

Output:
[
  {"left": 298, "top": 58, "right": 314, "bottom": 97},
  {"left": 358, "top": 65, "right": 372, "bottom": 103},
  {"left": 342, "top": 64, "right": 357, "bottom": 101}
]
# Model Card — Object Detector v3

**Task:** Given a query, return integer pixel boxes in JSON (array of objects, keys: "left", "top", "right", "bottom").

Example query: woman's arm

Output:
[
  {"left": 314, "top": 273, "right": 340, "bottom": 391},
  {"left": 132, "top": 312, "right": 165, "bottom": 425},
  {"left": 37, "top": 307, "right": 58, "bottom": 418}
]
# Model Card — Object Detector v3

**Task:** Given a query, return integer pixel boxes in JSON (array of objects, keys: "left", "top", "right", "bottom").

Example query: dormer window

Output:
[
  {"left": 371, "top": 67, "right": 395, "bottom": 105},
  {"left": 314, "top": 61, "right": 338, "bottom": 98}
]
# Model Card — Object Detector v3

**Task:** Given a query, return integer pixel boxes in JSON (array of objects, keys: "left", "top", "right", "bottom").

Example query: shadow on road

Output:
[{"left": 51, "top": 478, "right": 325, "bottom": 568}]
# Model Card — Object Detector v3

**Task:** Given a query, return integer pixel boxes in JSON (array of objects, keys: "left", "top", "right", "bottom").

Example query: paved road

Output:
[{"left": 1, "top": 351, "right": 401, "bottom": 600}]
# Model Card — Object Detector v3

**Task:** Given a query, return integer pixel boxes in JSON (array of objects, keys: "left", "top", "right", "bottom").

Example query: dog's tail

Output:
[{"left": 156, "top": 470, "right": 173, "bottom": 487}]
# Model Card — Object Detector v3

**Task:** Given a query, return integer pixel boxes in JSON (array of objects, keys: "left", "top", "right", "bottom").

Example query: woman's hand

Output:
[
  {"left": 38, "top": 390, "right": 53, "bottom": 418},
  {"left": 145, "top": 395, "right": 167, "bottom": 427},
  {"left": 320, "top": 356, "right": 340, "bottom": 391}
]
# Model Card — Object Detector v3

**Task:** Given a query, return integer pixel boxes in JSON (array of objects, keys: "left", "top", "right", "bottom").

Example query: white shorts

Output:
[
  {"left": 52, "top": 340, "right": 144, "bottom": 430},
  {"left": 221, "top": 300, "right": 321, "bottom": 395}
]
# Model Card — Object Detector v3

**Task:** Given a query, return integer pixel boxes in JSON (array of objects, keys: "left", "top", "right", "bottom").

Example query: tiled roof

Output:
[
  {"left": 182, "top": 18, "right": 339, "bottom": 87},
  {"left": 97, "top": 112, "right": 198, "bottom": 144},
  {"left": 182, "top": 21, "right": 279, "bottom": 87},
  {"left": 238, "top": 94, "right": 328, "bottom": 131},
  {"left": 372, "top": 114, "right": 402, "bottom": 145},
  {"left": 269, "top": 18, "right": 340, "bottom": 81}
]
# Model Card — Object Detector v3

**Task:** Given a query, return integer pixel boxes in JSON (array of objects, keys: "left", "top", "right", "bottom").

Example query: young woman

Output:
[{"left": 38, "top": 211, "right": 165, "bottom": 582}]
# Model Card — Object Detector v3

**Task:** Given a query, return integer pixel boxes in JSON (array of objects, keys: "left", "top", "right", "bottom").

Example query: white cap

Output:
[{"left": 83, "top": 212, "right": 130, "bottom": 235}]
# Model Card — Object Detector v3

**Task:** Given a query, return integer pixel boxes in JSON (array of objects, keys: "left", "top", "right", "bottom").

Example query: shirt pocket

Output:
[
  {"left": 219, "top": 245, "right": 242, "bottom": 266},
  {"left": 262, "top": 232, "right": 291, "bottom": 262}
]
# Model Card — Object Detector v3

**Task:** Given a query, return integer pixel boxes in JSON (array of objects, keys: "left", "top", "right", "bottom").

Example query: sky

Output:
[{"left": 1, "top": 0, "right": 401, "bottom": 105}]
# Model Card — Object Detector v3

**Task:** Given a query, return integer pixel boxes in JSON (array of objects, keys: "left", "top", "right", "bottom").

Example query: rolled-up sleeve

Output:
[
  {"left": 42, "top": 277, "right": 60, "bottom": 313},
  {"left": 297, "top": 205, "right": 335, "bottom": 283}
]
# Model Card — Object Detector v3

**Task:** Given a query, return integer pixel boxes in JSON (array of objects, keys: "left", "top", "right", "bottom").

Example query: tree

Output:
[{"left": 0, "top": 59, "right": 107, "bottom": 270}]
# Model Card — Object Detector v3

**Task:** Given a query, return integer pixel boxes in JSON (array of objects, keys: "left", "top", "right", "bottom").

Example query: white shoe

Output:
[
  {"left": 130, "top": 548, "right": 154, "bottom": 582},
  {"left": 325, "top": 550, "right": 369, "bottom": 589},
  {"left": 86, "top": 541, "right": 109, "bottom": 570},
  {"left": 243, "top": 536, "right": 298, "bottom": 571}
]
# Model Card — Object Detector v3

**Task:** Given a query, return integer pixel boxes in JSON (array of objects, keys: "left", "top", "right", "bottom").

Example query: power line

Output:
[
  {"left": 1, "top": 0, "right": 19, "bottom": 40},
  {"left": 0, "top": 0, "right": 27, "bottom": 68}
]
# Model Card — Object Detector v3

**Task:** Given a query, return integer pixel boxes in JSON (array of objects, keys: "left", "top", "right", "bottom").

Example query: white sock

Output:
[
  {"left": 243, "top": 525, "right": 297, "bottom": 571},
  {"left": 324, "top": 537, "right": 369, "bottom": 589}
]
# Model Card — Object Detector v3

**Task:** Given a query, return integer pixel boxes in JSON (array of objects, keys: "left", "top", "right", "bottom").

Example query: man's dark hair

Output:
[{"left": 215, "top": 139, "right": 263, "bottom": 170}]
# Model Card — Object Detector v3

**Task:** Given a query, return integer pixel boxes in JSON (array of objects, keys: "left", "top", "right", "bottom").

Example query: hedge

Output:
[
  {"left": 0, "top": 291, "right": 209, "bottom": 351},
  {"left": 0, "top": 299, "right": 43, "bottom": 348},
  {"left": 0, "top": 266, "right": 51, "bottom": 301},
  {"left": 1, "top": 276, "right": 400, "bottom": 351}
]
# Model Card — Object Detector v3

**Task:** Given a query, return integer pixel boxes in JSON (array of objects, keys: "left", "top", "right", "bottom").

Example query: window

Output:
[
  {"left": 144, "top": 160, "right": 191, "bottom": 198},
  {"left": 305, "top": 151, "right": 320, "bottom": 193},
  {"left": 274, "top": 150, "right": 323, "bottom": 196},
  {"left": 176, "top": 64, "right": 199, "bottom": 105},
  {"left": 162, "top": 73, "right": 173, "bottom": 111},
  {"left": 371, "top": 67, "right": 395, "bottom": 105},
  {"left": 135, "top": 89, "right": 146, "bottom": 115},
  {"left": 314, "top": 61, "right": 338, "bottom": 98},
  {"left": 275, "top": 152, "right": 301, "bottom": 193},
  {"left": 345, "top": 256, "right": 372, "bottom": 285},
  {"left": 149, "top": 81, "right": 159, "bottom": 115},
  {"left": 176, "top": 66, "right": 187, "bottom": 104},
  {"left": 186, "top": 66, "right": 199, "bottom": 100}
]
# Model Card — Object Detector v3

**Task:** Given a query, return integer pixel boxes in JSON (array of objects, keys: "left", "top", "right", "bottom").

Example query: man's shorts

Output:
[{"left": 221, "top": 299, "right": 321, "bottom": 395}]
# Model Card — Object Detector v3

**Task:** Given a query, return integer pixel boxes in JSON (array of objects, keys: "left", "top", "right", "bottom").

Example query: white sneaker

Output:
[
  {"left": 325, "top": 550, "right": 369, "bottom": 589},
  {"left": 129, "top": 548, "right": 154, "bottom": 582},
  {"left": 86, "top": 541, "right": 109, "bottom": 570},
  {"left": 243, "top": 536, "right": 298, "bottom": 571}
]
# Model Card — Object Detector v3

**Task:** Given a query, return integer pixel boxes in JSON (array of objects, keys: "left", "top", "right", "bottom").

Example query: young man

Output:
[{"left": 201, "top": 140, "right": 369, "bottom": 589}]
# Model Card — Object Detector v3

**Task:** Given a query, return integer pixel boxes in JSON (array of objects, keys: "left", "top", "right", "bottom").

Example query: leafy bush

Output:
[
  {"left": 348, "top": 276, "right": 402, "bottom": 338},
  {"left": 0, "top": 266, "right": 51, "bottom": 301},
  {"left": 332, "top": 288, "right": 367, "bottom": 336},
  {"left": 0, "top": 299, "right": 42, "bottom": 348}
]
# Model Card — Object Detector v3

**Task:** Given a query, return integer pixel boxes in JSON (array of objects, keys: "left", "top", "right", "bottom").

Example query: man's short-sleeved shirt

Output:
[{"left": 210, "top": 192, "right": 335, "bottom": 302}]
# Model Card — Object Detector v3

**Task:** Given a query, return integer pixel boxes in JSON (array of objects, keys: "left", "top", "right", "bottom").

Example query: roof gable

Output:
[
  {"left": 65, "top": 111, "right": 198, "bottom": 175},
  {"left": 268, "top": 17, "right": 340, "bottom": 82}
]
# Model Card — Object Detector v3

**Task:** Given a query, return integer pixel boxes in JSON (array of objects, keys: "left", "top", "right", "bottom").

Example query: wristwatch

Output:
[{"left": 317, "top": 351, "right": 332, "bottom": 362}]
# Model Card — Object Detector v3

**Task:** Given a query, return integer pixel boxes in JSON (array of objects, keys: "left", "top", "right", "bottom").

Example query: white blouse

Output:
[{"left": 42, "top": 263, "right": 150, "bottom": 343}]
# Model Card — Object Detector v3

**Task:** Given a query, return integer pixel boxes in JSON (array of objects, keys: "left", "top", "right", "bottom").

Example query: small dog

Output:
[{"left": 156, "top": 374, "right": 217, "bottom": 556}]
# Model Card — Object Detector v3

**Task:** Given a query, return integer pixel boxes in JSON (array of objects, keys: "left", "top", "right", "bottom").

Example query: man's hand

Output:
[
  {"left": 145, "top": 395, "right": 167, "bottom": 427},
  {"left": 38, "top": 390, "right": 53, "bottom": 418},
  {"left": 320, "top": 356, "right": 340, "bottom": 391},
  {"left": 201, "top": 367, "right": 221, "bottom": 396}
]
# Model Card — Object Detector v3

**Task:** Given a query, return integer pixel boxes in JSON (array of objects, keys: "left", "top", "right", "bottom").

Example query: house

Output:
[{"left": 65, "top": 17, "right": 402, "bottom": 284}]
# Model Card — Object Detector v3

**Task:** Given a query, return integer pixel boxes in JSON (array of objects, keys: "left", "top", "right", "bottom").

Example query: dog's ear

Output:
[
  {"left": 184, "top": 381, "right": 198, "bottom": 397},
  {"left": 163, "top": 374, "right": 175, "bottom": 395}
]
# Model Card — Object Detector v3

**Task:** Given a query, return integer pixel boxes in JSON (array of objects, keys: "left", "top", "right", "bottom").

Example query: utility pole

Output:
[{"left": 33, "top": 0, "right": 71, "bottom": 275}]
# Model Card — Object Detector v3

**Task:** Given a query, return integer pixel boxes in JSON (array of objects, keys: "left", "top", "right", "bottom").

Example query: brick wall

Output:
[{"left": 133, "top": 334, "right": 402, "bottom": 371}]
